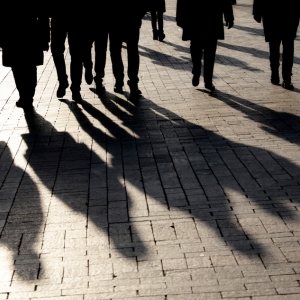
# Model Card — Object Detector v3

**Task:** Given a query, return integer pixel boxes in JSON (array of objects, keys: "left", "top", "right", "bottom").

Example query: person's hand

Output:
[
  {"left": 253, "top": 15, "right": 261, "bottom": 23},
  {"left": 226, "top": 20, "right": 234, "bottom": 29}
]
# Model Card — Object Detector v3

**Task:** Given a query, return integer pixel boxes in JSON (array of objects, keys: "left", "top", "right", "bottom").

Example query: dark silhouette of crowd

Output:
[{"left": 0, "top": 0, "right": 299, "bottom": 110}]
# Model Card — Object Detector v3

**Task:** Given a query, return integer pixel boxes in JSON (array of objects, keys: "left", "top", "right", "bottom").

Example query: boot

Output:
[
  {"left": 153, "top": 29, "right": 159, "bottom": 40},
  {"left": 158, "top": 30, "right": 165, "bottom": 42}
]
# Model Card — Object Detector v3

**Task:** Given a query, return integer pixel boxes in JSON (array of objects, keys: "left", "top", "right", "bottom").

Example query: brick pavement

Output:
[{"left": 1, "top": 0, "right": 300, "bottom": 299}]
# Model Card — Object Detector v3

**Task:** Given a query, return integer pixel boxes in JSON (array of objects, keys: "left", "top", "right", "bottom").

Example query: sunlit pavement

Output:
[{"left": 1, "top": 1, "right": 300, "bottom": 299}]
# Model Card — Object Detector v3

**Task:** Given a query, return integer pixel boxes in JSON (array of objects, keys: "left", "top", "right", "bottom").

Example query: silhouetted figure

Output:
[
  {"left": 120, "top": 0, "right": 150, "bottom": 98},
  {"left": 232, "top": 0, "right": 237, "bottom": 4},
  {"left": 176, "top": 0, "right": 234, "bottom": 91},
  {"left": 92, "top": 1, "right": 125, "bottom": 94},
  {"left": 50, "top": 3, "right": 90, "bottom": 102},
  {"left": 150, "top": 0, "right": 166, "bottom": 41},
  {"left": 0, "top": 14, "right": 49, "bottom": 109},
  {"left": 253, "top": 0, "right": 300, "bottom": 90}
]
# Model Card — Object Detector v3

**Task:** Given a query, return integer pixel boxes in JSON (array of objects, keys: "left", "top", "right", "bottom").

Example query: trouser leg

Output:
[
  {"left": 269, "top": 39, "right": 281, "bottom": 73},
  {"left": 83, "top": 36, "right": 94, "bottom": 70},
  {"left": 157, "top": 11, "right": 164, "bottom": 32},
  {"left": 109, "top": 29, "right": 124, "bottom": 86},
  {"left": 126, "top": 27, "right": 140, "bottom": 85},
  {"left": 190, "top": 38, "right": 203, "bottom": 77},
  {"left": 12, "top": 65, "right": 37, "bottom": 101},
  {"left": 94, "top": 28, "right": 109, "bottom": 85},
  {"left": 51, "top": 17, "right": 68, "bottom": 85},
  {"left": 68, "top": 28, "right": 84, "bottom": 92},
  {"left": 150, "top": 11, "right": 157, "bottom": 31},
  {"left": 282, "top": 38, "right": 294, "bottom": 83},
  {"left": 203, "top": 39, "right": 217, "bottom": 84}
]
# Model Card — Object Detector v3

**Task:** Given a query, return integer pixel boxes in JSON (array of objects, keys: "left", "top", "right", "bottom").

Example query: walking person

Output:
[
  {"left": 253, "top": 0, "right": 300, "bottom": 90},
  {"left": 150, "top": 0, "right": 166, "bottom": 41},
  {"left": 176, "top": 0, "right": 234, "bottom": 91},
  {"left": 92, "top": 1, "right": 125, "bottom": 94},
  {"left": 50, "top": 2, "right": 91, "bottom": 101},
  {"left": 0, "top": 11, "right": 50, "bottom": 109},
  {"left": 118, "top": 0, "right": 150, "bottom": 98}
]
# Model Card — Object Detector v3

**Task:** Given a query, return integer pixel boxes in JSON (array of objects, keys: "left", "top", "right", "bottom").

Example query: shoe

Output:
[
  {"left": 153, "top": 30, "right": 159, "bottom": 40},
  {"left": 16, "top": 98, "right": 33, "bottom": 109},
  {"left": 96, "top": 83, "right": 105, "bottom": 94},
  {"left": 72, "top": 91, "right": 83, "bottom": 102},
  {"left": 205, "top": 83, "right": 216, "bottom": 91},
  {"left": 192, "top": 74, "right": 200, "bottom": 87},
  {"left": 158, "top": 32, "right": 165, "bottom": 42},
  {"left": 56, "top": 81, "right": 69, "bottom": 98},
  {"left": 85, "top": 68, "right": 93, "bottom": 85},
  {"left": 114, "top": 85, "right": 124, "bottom": 94},
  {"left": 127, "top": 80, "right": 142, "bottom": 95},
  {"left": 271, "top": 71, "right": 280, "bottom": 85},
  {"left": 282, "top": 81, "right": 294, "bottom": 90}
]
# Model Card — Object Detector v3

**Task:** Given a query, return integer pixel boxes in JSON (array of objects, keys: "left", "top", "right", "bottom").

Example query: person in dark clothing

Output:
[
  {"left": 176, "top": 0, "right": 234, "bottom": 91},
  {"left": 92, "top": 2, "right": 124, "bottom": 94},
  {"left": 118, "top": 0, "right": 150, "bottom": 98},
  {"left": 0, "top": 12, "right": 50, "bottom": 109},
  {"left": 253, "top": 0, "right": 300, "bottom": 90},
  {"left": 50, "top": 2, "right": 92, "bottom": 101},
  {"left": 150, "top": 0, "right": 166, "bottom": 41}
]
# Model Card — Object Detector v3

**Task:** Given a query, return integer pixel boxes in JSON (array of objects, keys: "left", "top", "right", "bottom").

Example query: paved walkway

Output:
[{"left": 1, "top": 1, "right": 300, "bottom": 299}]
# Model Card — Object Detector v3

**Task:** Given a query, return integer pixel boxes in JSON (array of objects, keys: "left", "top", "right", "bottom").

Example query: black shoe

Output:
[
  {"left": 114, "top": 85, "right": 124, "bottom": 94},
  {"left": 127, "top": 80, "right": 142, "bottom": 95},
  {"left": 96, "top": 83, "right": 105, "bottom": 94},
  {"left": 282, "top": 81, "right": 294, "bottom": 90},
  {"left": 192, "top": 74, "right": 200, "bottom": 87},
  {"left": 56, "top": 82, "right": 69, "bottom": 98},
  {"left": 153, "top": 30, "right": 159, "bottom": 40},
  {"left": 205, "top": 83, "right": 216, "bottom": 91},
  {"left": 271, "top": 72, "right": 280, "bottom": 85},
  {"left": 16, "top": 98, "right": 33, "bottom": 109},
  {"left": 85, "top": 68, "right": 93, "bottom": 85},
  {"left": 158, "top": 32, "right": 165, "bottom": 42},
  {"left": 72, "top": 91, "right": 83, "bottom": 102}
]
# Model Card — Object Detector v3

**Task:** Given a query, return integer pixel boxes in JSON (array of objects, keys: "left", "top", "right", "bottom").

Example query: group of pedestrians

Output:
[{"left": 0, "top": 0, "right": 299, "bottom": 110}]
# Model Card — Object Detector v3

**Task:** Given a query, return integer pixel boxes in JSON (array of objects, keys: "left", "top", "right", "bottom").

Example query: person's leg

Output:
[
  {"left": 157, "top": 11, "right": 165, "bottom": 41},
  {"left": 12, "top": 65, "right": 36, "bottom": 108},
  {"left": 282, "top": 37, "right": 295, "bottom": 89},
  {"left": 94, "top": 27, "right": 109, "bottom": 93},
  {"left": 109, "top": 28, "right": 124, "bottom": 92},
  {"left": 83, "top": 34, "right": 94, "bottom": 85},
  {"left": 150, "top": 11, "right": 158, "bottom": 40},
  {"left": 126, "top": 26, "right": 141, "bottom": 97},
  {"left": 203, "top": 39, "right": 217, "bottom": 90},
  {"left": 269, "top": 38, "right": 281, "bottom": 85},
  {"left": 51, "top": 17, "right": 69, "bottom": 97},
  {"left": 190, "top": 38, "right": 203, "bottom": 86},
  {"left": 68, "top": 26, "right": 84, "bottom": 100}
]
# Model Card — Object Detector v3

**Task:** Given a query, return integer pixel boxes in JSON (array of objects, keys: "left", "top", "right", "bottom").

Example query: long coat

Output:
[
  {"left": 0, "top": 15, "right": 50, "bottom": 67},
  {"left": 253, "top": 0, "right": 300, "bottom": 42},
  {"left": 150, "top": 0, "right": 166, "bottom": 13},
  {"left": 176, "top": 0, "right": 234, "bottom": 41}
]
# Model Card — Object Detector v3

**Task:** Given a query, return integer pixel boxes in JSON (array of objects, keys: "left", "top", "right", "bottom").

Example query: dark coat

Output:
[
  {"left": 0, "top": 16, "right": 50, "bottom": 67},
  {"left": 150, "top": 0, "right": 166, "bottom": 13},
  {"left": 176, "top": 0, "right": 234, "bottom": 41},
  {"left": 253, "top": 0, "right": 300, "bottom": 42}
]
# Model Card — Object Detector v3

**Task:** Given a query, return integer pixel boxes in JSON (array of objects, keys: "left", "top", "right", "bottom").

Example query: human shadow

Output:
[
  {"left": 210, "top": 90, "right": 300, "bottom": 141},
  {"left": 218, "top": 41, "right": 300, "bottom": 65},
  {"left": 60, "top": 90, "right": 300, "bottom": 258},
  {"left": 0, "top": 140, "right": 43, "bottom": 281},
  {"left": 21, "top": 104, "right": 148, "bottom": 265},
  {"left": 139, "top": 44, "right": 262, "bottom": 72}
]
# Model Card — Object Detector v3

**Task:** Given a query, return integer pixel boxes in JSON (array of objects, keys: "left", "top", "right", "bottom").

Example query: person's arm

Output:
[
  {"left": 253, "top": 0, "right": 262, "bottom": 23},
  {"left": 224, "top": 0, "right": 234, "bottom": 29},
  {"left": 38, "top": 16, "right": 50, "bottom": 51}
]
